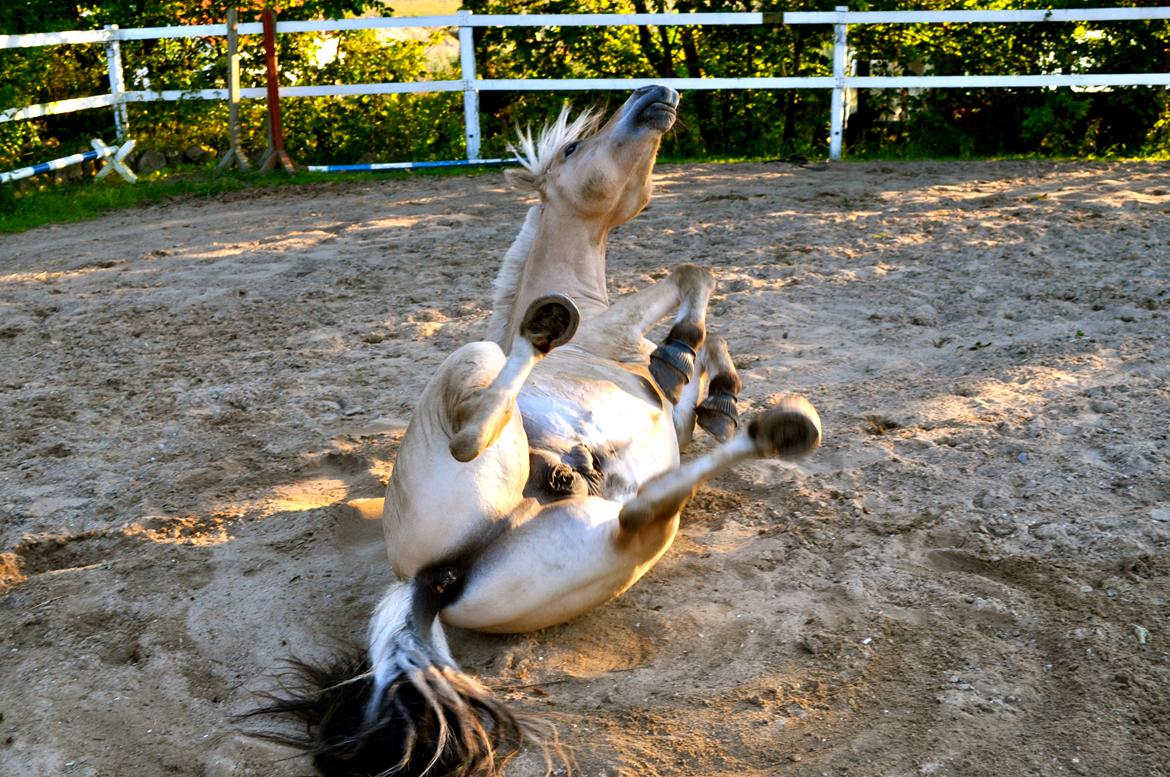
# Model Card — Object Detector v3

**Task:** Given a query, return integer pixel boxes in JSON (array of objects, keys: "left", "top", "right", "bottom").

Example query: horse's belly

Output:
[{"left": 519, "top": 368, "right": 679, "bottom": 497}]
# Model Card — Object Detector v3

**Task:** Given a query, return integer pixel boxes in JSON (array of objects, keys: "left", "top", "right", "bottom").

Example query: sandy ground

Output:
[{"left": 1, "top": 160, "right": 1169, "bottom": 777}]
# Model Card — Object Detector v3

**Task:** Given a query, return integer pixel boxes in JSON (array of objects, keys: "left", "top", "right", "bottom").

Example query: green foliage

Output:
[
  {"left": 844, "top": 0, "right": 1170, "bottom": 158},
  {"left": 278, "top": 30, "right": 464, "bottom": 164}
]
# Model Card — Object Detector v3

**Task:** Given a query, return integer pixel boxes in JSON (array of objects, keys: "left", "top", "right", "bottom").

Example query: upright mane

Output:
[
  {"left": 506, "top": 105, "right": 600, "bottom": 179},
  {"left": 487, "top": 106, "right": 601, "bottom": 346}
]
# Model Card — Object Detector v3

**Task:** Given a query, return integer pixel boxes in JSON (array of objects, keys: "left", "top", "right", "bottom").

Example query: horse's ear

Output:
[{"left": 505, "top": 167, "right": 542, "bottom": 192}]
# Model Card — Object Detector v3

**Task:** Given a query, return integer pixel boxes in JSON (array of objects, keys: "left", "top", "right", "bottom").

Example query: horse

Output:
[{"left": 251, "top": 85, "right": 822, "bottom": 777}]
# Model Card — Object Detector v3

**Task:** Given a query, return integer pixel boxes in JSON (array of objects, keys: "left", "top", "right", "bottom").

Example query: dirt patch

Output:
[{"left": 2, "top": 160, "right": 1168, "bottom": 776}]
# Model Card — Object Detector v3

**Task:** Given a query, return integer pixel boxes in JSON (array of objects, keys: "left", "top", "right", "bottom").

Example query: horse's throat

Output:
[{"left": 509, "top": 217, "right": 610, "bottom": 340}]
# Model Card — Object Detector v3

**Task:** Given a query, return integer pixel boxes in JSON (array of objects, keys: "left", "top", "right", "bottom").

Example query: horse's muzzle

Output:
[{"left": 632, "top": 85, "right": 680, "bottom": 132}]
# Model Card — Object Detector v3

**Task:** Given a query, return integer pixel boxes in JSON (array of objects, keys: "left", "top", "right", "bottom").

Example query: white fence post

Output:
[
  {"left": 829, "top": 6, "right": 848, "bottom": 161},
  {"left": 458, "top": 10, "right": 481, "bottom": 161},
  {"left": 103, "top": 24, "right": 130, "bottom": 142}
]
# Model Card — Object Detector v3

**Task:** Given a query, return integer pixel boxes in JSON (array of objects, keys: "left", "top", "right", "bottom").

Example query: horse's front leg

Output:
[
  {"left": 449, "top": 294, "right": 580, "bottom": 462},
  {"left": 675, "top": 332, "right": 743, "bottom": 447},
  {"left": 619, "top": 395, "right": 822, "bottom": 533},
  {"left": 570, "top": 263, "right": 743, "bottom": 446}
]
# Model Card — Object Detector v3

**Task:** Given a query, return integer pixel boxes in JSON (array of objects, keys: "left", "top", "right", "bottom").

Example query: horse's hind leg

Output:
[
  {"left": 384, "top": 295, "right": 579, "bottom": 578},
  {"left": 448, "top": 294, "right": 579, "bottom": 462},
  {"left": 619, "top": 396, "right": 822, "bottom": 534}
]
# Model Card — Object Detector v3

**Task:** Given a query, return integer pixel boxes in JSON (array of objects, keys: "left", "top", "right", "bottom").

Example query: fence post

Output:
[
  {"left": 458, "top": 10, "right": 481, "bottom": 161},
  {"left": 103, "top": 24, "right": 130, "bottom": 142},
  {"left": 829, "top": 5, "right": 848, "bottom": 161},
  {"left": 258, "top": 6, "right": 296, "bottom": 173},
  {"left": 217, "top": 8, "right": 252, "bottom": 171}
]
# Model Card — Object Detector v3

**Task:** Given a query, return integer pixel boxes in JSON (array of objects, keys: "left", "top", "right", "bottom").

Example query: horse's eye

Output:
[{"left": 563, "top": 141, "right": 580, "bottom": 159}]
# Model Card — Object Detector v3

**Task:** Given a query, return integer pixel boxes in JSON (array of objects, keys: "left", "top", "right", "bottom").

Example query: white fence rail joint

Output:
[{"left": 1, "top": 8, "right": 1167, "bottom": 165}]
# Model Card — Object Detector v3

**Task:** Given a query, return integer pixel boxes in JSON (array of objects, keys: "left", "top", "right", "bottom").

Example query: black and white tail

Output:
[{"left": 246, "top": 574, "right": 561, "bottom": 776}]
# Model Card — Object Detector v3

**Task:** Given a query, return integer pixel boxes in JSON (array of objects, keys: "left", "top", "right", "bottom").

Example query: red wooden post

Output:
[{"left": 259, "top": 6, "right": 296, "bottom": 173}]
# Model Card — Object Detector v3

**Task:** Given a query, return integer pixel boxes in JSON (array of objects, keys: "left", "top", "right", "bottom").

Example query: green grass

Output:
[{"left": 0, "top": 165, "right": 502, "bottom": 235}]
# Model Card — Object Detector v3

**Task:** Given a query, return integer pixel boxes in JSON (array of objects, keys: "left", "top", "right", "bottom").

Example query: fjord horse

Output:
[{"left": 256, "top": 86, "right": 822, "bottom": 777}]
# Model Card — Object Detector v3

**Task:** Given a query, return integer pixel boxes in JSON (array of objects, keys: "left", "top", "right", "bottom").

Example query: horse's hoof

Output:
[
  {"left": 649, "top": 340, "right": 696, "bottom": 404},
  {"left": 520, "top": 294, "right": 580, "bottom": 353},
  {"left": 749, "top": 395, "right": 822, "bottom": 459},
  {"left": 696, "top": 390, "right": 739, "bottom": 442}
]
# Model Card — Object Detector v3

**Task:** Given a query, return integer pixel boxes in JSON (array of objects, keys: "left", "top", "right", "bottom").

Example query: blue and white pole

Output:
[
  {"left": 305, "top": 158, "right": 512, "bottom": 173},
  {"left": 0, "top": 139, "right": 136, "bottom": 184}
]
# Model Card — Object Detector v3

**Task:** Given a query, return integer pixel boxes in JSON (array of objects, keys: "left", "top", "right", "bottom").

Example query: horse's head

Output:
[{"left": 507, "top": 85, "right": 679, "bottom": 228}]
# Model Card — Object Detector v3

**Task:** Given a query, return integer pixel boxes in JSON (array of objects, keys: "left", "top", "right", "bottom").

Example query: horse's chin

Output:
[{"left": 639, "top": 102, "right": 677, "bottom": 132}]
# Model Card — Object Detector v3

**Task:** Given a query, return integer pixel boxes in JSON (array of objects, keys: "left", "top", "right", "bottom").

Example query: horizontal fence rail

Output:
[
  {"left": 1, "top": 8, "right": 1168, "bottom": 165},
  {"left": 786, "top": 8, "right": 1170, "bottom": 24},
  {"left": 789, "top": 6, "right": 1170, "bottom": 159}
]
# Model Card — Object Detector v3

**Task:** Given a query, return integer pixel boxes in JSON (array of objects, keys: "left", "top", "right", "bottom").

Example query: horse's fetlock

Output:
[
  {"left": 666, "top": 320, "right": 705, "bottom": 351},
  {"left": 708, "top": 372, "right": 741, "bottom": 397}
]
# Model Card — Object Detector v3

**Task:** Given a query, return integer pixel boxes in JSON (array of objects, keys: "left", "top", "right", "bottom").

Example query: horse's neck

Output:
[{"left": 488, "top": 205, "right": 610, "bottom": 350}]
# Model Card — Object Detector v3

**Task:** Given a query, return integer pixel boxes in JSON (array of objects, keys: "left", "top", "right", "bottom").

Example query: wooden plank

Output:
[
  {"left": 0, "top": 94, "right": 117, "bottom": 123},
  {"left": 117, "top": 24, "right": 225, "bottom": 40},
  {"left": 306, "top": 158, "right": 510, "bottom": 173},
  {"left": 277, "top": 82, "right": 465, "bottom": 96},
  {"left": 473, "top": 77, "right": 830, "bottom": 91},
  {"left": 5, "top": 8, "right": 1166, "bottom": 49},
  {"left": 0, "top": 30, "right": 111, "bottom": 49},
  {"left": 829, "top": 6, "right": 848, "bottom": 161},
  {"left": 268, "top": 12, "right": 763, "bottom": 32},
  {"left": 786, "top": 8, "right": 1170, "bottom": 25},
  {"left": 463, "top": 12, "right": 763, "bottom": 27},
  {"left": 459, "top": 11, "right": 481, "bottom": 161},
  {"left": 848, "top": 73, "right": 1170, "bottom": 88},
  {"left": 217, "top": 7, "right": 251, "bottom": 172},
  {"left": 267, "top": 16, "right": 459, "bottom": 33},
  {"left": 103, "top": 24, "right": 130, "bottom": 141},
  {"left": 258, "top": 7, "right": 296, "bottom": 174}
]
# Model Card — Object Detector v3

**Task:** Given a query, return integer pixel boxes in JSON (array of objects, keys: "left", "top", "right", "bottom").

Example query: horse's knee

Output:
[{"left": 443, "top": 341, "right": 508, "bottom": 393}]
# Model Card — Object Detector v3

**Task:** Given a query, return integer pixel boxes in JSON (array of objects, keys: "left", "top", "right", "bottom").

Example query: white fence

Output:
[{"left": 2, "top": 7, "right": 1169, "bottom": 163}]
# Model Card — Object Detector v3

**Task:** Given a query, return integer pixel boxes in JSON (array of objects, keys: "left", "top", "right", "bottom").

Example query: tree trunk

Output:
[
  {"left": 680, "top": 27, "right": 719, "bottom": 152},
  {"left": 631, "top": 0, "right": 674, "bottom": 78},
  {"left": 782, "top": 29, "right": 804, "bottom": 151}
]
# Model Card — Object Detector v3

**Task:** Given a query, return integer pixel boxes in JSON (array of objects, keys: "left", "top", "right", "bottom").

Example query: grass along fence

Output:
[{"left": 2, "top": 7, "right": 1169, "bottom": 168}]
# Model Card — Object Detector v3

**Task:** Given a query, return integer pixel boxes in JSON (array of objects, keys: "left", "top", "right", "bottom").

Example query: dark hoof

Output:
[
  {"left": 520, "top": 294, "right": 580, "bottom": 353},
  {"left": 648, "top": 340, "right": 696, "bottom": 405},
  {"left": 696, "top": 390, "right": 739, "bottom": 442},
  {"left": 749, "top": 396, "right": 822, "bottom": 459}
]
